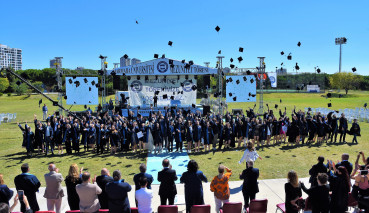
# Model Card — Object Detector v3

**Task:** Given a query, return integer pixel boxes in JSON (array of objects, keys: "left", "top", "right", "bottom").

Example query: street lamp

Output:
[{"left": 335, "top": 37, "right": 347, "bottom": 73}]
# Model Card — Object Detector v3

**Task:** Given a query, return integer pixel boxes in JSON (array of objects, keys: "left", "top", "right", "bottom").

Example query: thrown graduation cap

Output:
[
  {"left": 64, "top": 96, "right": 67, "bottom": 100},
  {"left": 89, "top": 87, "right": 91, "bottom": 91},
  {"left": 364, "top": 103, "right": 367, "bottom": 108},
  {"left": 170, "top": 96, "right": 174, "bottom": 100},
  {"left": 226, "top": 79, "right": 229, "bottom": 83},
  {"left": 275, "top": 104, "right": 278, "bottom": 109},
  {"left": 233, "top": 97, "right": 237, "bottom": 101},
  {"left": 250, "top": 78, "right": 254, "bottom": 84},
  {"left": 237, "top": 56, "right": 243, "bottom": 63},
  {"left": 191, "top": 85, "right": 197, "bottom": 91},
  {"left": 84, "top": 105, "right": 87, "bottom": 109},
  {"left": 72, "top": 76, "right": 76, "bottom": 79},
  {"left": 280, "top": 51, "right": 284, "bottom": 55},
  {"left": 218, "top": 50, "right": 221, "bottom": 54},
  {"left": 236, "top": 79, "right": 240, "bottom": 84},
  {"left": 229, "top": 77, "right": 233, "bottom": 82},
  {"left": 297, "top": 41, "right": 301, "bottom": 47},
  {"left": 74, "top": 81, "right": 80, "bottom": 87},
  {"left": 327, "top": 93, "right": 332, "bottom": 98},
  {"left": 154, "top": 54, "right": 159, "bottom": 59},
  {"left": 295, "top": 63, "right": 300, "bottom": 71},
  {"left": 180, "top": 82, "right": 184, "bottom": 87},
  {"left": 155, "top": 91, "right": 160, "bottom": 95},
  {"left": 328, "top": 103, "right": 332, "bottom": 107},
  {"left": 163, "top": 94, "right": 168, "bottom": 99},
  {"left": 88, "top": 101, "right": 91, "bottom": 103},
  {"left": 189, "top": 79, "right": 193, "bottom": 83},
  {"left": 91, "top": 80, "right": 95, "bottom": 85},
  {"left": 280, "top": 99, "right": 282, "bottom": 103},
  {"left": 162, "top": 54, "right": 165, "bottom": 58},
  {"left": 230, "top": 64, "right": 235, "bottom": 69},
  {"left": 317, "top": 68, "right": 321, "bottom": 73},
  {"left": 215, "top": 25, "right": 220, "bottom": 32},
  {"left": 230, "top": 58, "right": 233, "bottom": 62},
  {"left": 68, "top": 79, "right": 73, "bottom": 84},
  {"left": 84, "top": 78, "right": 88, "bottom": 83},
  {"left": 181, "top": 59, "right": 185, "bottom": 63},
  {"left": 287, "top": 53, "right": 292, "bottom": 60},
  {"left": 229, "top": 92, "right": 232, "bottom": 97},
  {"left": 251, "top": 94, "right": 256, "bottom": 97},
  {"left": 168, "top": 41, "right": 173, "bottom": 46},
  {"left": 16, "top": 80, "right": 21, "bottom": 85},
  {"left": 239, "top": 47, "right": 244, "bottom": 52},
  {"left": 136, "top": 20, "right": 138, "bottom": 24},
  {"left": 246, "top": 70, "right": 251, "bottom": 75},
  {"left": 38, "top": 99, "right": 42, "bottom": 107},
  {"left": 352, "top": 67, "right": 357, "bottom": 72},
  {"left": 123, "top": 54, "right": 129, "bottom": 59},
  {"left": 243, "top": 76, "right": 247, "bottom": 81},
  {"left": 192, "top": 104, "right": 196, "bottom": 108}
]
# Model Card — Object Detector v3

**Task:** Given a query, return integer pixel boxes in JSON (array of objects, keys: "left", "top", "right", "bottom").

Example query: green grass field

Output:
[{"left": 0, "top": 91, "right": 368, "bottom": 187}]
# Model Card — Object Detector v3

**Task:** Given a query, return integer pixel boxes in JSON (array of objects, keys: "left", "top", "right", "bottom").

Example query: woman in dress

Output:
[
  {"left": 65, "top": 164, "right": 82, "bottom": 210},
  {"left": 285, "top": 170, "right": 302, "bottom": 213},
  {"left": 239, "top": 142, "right": 262, "bottom": 168},
  {"left": 186, "top": 120, "right": 193, "bottom": 153}
]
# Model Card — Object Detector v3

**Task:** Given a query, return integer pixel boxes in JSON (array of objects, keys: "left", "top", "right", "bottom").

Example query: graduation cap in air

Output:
[
  {"left": 84, "top": 78, "right": 88, "bottom": 83},
  {"left": 170, "top": 96, "right": 174, "bottom": 100},
  {"left": 181, "top": 91, "right": 183, "bottom": 94},
  {"left": 168, "top": 41, "right": 173, "bottom": 46},
  {"left": 280, "top": 51, "right": 284, "bottom": 55},
  {"left": 233, "top": 97, "right": 237, "bottom": 101},
  {"left": 53, "top": 101, "right": 58, "bottom": 106},
  {"left": 84, "top": 105, "right": 87, "bottom": 109},
  {"left": 250, "top": 78, "right": 254, "bottom": 84},
  {"left": 364, "top": 103, "right": 367, "bottom": 108},
  {"left": 246, "top": 70, "right": 252, "bottom": 75},
  {"left": 352, "top": 67, "right": 357, "bottom": 72},
  {"left": 218, "top": 50, "right": 221, "bottom": 54},
  {"left": 123, "top": 54, "right": 129, "bottom": 59},
  {"left": 327, "top": 93, "right": 332, "bottom": 98},
  {"left": 229, "top": 92, "right": 232, "bottom": 97},
  {"left": 38, "top": 99, "right": 42, "bottom": 107},
  {"left": 275, "top": 104, "right": 278, "bottom": 109},
  {"left": 191, "top": 85, "right": 197, "bottom": 91},
  {"left": 16, "top": 80, "right": 21, "bottom": 85},
  {"left": 68, "top": 79, "right": 73, "bottom": 84},
  {"left": 155, "top": 91, "right": 160, "bottom": 95},
  {"left": 280, "top": 99, "right": 282, "bottom": 103},
  {"left": 228, "top": 77, "right": 232, "bottom": 82},
  {"left": 215, "top": 25, "right": 220, "bottom": 32},
  {"left": 161, "top": 54, "right": 165, "bottom": 58},
  {"left": 189, "top": 79, "right": 193, "bottom": 83},
  {"left": 297, "top": 41, "right": 301, "bottom": 47},
  {"left": 328, "top": 103, "right": 332, "bottom": 108},
  {"left": 163, "top": 94, "right": 168, "bottom": 99},
  {"left": 226, "top": 79, "right": 229, "bottom": 83},
  {"left": 221, "top": 71, "right": 224, "bottom": 76},
  {"left": 230, "top": 58, "right": 234, "bottom": 63},
  {"left": 135, "top": 20, "right": 138, "bottom": 24},
  {"left": 237, "top": 56, "right": 243, "bottom": 63},
  {"left": 91, "top": 80, "right": 95, "bottom": 86},
  {"left": 243, "top": 76, "right": 247, "bottom": 81},
  {"left": 96, "top": 83, "right": 100, "bottom": 88},
  {"left": 89, "top": 87, "right": 91, "bottom": 91},
  {"left": 236, "top": 79, "right": 240, "bottom": 84},
  {"left": 239, "top": 47, "right": 244, "bottom": 52},
  {"left": 317, "top": 68, "right": 321, "bottom": 74},
  {"left": 230, "top": 64, "right": 235, "bottom": 69},
  {"left": 180, "top": 82, "right": 184, "bottom": 87},
  {"left": 295, "top": 63, "right": 300, "bottom": 71},
  {"left": 251, "top": 94, "right": 256, "bottom": 97},
  {"left": 287, "top": 53, "right": 292, "bottom": 60},
  {"left": 189, "top": 60, "right": 194, "bottom": 65},
  {"left": 192, "top": 104, "right": 196, "bottom": 108},
  {"left": 88, "top": 101, "right": 91, "bottom": 103},
  {"left": 64, "top": 96, "right": 67, "bottom": 100},
  {"left": 74, "top": 81, "right": 80, "bottom": 87},
  {"left": 154, "top": 54, "right": 159, "bottom": 59},
  {"left": 72, "top": 76, "right": 76, "bottom": 79}
]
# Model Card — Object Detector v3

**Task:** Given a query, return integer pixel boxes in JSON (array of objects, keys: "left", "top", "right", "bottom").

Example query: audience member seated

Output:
[
  {"left": 284, "top": 170, "right": 302, "bottom": 213},
  {"left": 96, "top": 168, "right": 113, "bottom": 209},
  {"left": 301, "top": 173, "right": 330, "bottom": 213},
  {"left": 43, "top": 164, "right": 64, "bottom": 213},
  {"left": 76, "top": 172, "right": 102, "bottom": 213},
  {"left": 0, "top": 174, "right": 13, "bottom": 205},
  {"left": 105, "top": 170, "right": 132, "bottom": 213},
  {"left": 135, "top": 177, "right": 153, "bottom": 213},
  {"left": 65, "top": 164, "right": 83, "bottom": 210},
  {"left": 210, "top": 165, "right": 232, "bottom": 213}
]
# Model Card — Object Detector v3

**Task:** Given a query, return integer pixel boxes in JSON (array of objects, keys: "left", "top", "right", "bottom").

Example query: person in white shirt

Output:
[
  {"left": 135, "top": 177, "right": 153, "bottom": 213},
  {"left": 239, "top": 142, "right": 262, "bottom": 168}
]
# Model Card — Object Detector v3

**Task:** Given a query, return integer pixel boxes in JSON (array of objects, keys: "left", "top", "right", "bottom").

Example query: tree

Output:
[
  {"left": 11, "top": 82, "right": 29, "bottom": 95},
  {"left": 0, "top": 78, "right": 10, "bottom": 92},
  {"left": 329, "top": 72, "right": 362, "bottom": 94}
]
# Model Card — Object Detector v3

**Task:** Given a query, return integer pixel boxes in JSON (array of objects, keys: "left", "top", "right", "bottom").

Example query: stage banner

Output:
[
  {"left": 226, "top": 75, "right": 256, "bottom": 103},
  {"left": 109, "top": 58, "right": 217, "bottom": 76},
  {"left": 268, "top": 72, "right": 277, "bottom": 88},
  {"left": 128, "top": 76, "right": 197, "bottom": 107}
]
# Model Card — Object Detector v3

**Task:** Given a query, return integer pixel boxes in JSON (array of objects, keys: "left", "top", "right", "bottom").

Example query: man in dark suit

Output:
[
  {"left": 133, "top": 164, "right": 153, "bottom": 191},
  {"left": 14, "top": 163, "right": 41, "bottom": 212},
  {"left": 239, "top": 160, "right": 259, "bottom": 208},
  {"left": 158, "top": 159, "right": 178, "bottom": 205},
  {"left": 339, "top": 113, "right": 348, "bottom": 143},
  {"left": 336, "top": 153, "right": 353, "bottom": 175},
  {"left": 96, "top": 168, "right": 114, "bottom": 209},
  {"left": 309, "top": 156, "right": 328, "bottom": 187},
  {"left": 105, "top": 170, "right": 132, "bottom": 213}
]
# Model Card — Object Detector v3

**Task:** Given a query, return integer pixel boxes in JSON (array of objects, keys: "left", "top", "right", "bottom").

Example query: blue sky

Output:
[{"left": 2, "top": 0, "right": 369, "bottom": 74}]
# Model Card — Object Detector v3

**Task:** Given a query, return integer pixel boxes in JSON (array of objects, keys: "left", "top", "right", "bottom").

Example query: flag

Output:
[{"left": 268, "top": 72, "right": 277, "bottom": 88}]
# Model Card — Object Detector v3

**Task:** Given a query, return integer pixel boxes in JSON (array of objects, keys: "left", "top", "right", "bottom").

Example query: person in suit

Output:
[
  {"left": 76, "top": 172, "right": 102, "bottom": 213},
  {"left": 301, "top": 173, "right": 330, "bottom": 213},
  {"left": 133, "top": 164, "right": 153, "bottom": 191},
  {"left": 336, "top": 153, "right": 353, "bottom": 175},
  {"left": 65, "top": 164, "right": 82, "bottom": 210},
  {"left": 284, "top": 170, "right": 302, "bottom": 213},
  {"left": 44, "top": 164, "right": 64, "bottom": 213},
  {"left": 135, "top": 177, "right": 153, "bottom": 213},
  {"left": 308, "top": 156, "right": 328, "bottom": 187},
  {"left": 44, "top": 122, "right": 54, "bottom": 156},
  {"left": 158, "top": 159, "right": 178, "bottom": 205},
  {"left": 0, "top": 174, "right": 13, "bottom": 205},
  {"left": 339, "top": 113, "right": 348, "bottom": 143},
  {"left": 180, "top": 160, "right": 208, "bottom": 213},
  {"left": 239, "top": 161, "right": 259, "bottom": 209},
  {"left": 96, "top": 168, "right": 113, "bottom": 209},
  {"left": 14, "top": 163, "right": 41, "bottom": 213},
  {"left": 105, "top": 170, "right": 132, "bottom": 213}
]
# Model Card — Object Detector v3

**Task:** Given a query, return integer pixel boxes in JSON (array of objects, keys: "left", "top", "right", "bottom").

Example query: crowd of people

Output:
[
  {"left": 0, "top": 150, "right": 368, "bottom": 213},
  {"left": 17, "top": 105, "right": 361, "bottom": 157}
]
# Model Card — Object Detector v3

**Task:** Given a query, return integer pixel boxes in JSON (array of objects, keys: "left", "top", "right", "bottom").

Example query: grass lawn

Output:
[{"left": 0, "top": 91, "right": 368, "bottom": 187}]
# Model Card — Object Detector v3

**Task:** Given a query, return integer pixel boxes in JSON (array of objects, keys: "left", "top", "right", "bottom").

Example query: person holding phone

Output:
[{"left": 0, "top": 193, "right": 32, "bottom": 213}]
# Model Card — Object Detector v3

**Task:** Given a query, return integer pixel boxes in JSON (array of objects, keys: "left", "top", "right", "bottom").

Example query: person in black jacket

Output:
[
  {"left": 349, "top": 119, "right": 360, "bottom": 143},
  {"left": 338, "top": 113, "right": 348, "bottom": 143},
  {"left": 0, "top": 174, "right": 13, "bottom": 205},
  {"left": 285, "top": 170, "right": 302, "bottom": 213},
  {"left": 105, "top": 170, "right": 132, "bottom": 213},
  {"left": 133, "top": 164, "right": 153, "bottom": 191},
  {"left": 328, "top": 161, "right": 351, "bottom": 213},
  {"left": 239, "top": 160, "right": 259, "bottom": 209},
  {"left": 158, "top": 159, "right": 178, "bottom": 205},
  {"left": 309, "top": 156, "right": 328, "bottom": 187},
  {"left": 301, "top": 173, "right": 330, "bottom": 213},
  {"left": 335, "top": 153, "right": 353, "bottom": 176},
  {"left": 65, "top": 164, "right": 82, "bottom": 210},
  {"left": 96, "top": 168, "right": 114, "bottom": 209}
]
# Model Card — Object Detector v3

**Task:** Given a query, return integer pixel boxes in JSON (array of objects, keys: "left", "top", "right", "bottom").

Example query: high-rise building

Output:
[
  {"left": 120, "top": 56, "right": 131, "bottom": 67},
  {"left": 131, "top": 58, "right": 141, "bottom": 65},
  {"left": 76, "top": 67, "right": 85, "bottom": 70},
  {"left": 50, "top": 59, "right": 57, "bottom": 68},
  {"left": 0, "top": 44, "right": 22, "bottom": 71}
]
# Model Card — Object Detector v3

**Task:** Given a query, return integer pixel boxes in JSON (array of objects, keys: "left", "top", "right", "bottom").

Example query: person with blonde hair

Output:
[
  {"left": 285, "top": 170, "right": 302, "bottom": 213},
  {"left": 0, "top": 174, "right": 13, "bottom": 205},
  {"left": 65, "top": 164, "right": 82, "bottom": 210},
  {"left": 239, "top": 142, "right": 262, "bottom": 168}
]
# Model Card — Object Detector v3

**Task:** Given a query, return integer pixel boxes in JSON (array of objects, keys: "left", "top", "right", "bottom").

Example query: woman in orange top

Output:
[{"left": 210, "top": 165, "right": 232, "bottom": 212}]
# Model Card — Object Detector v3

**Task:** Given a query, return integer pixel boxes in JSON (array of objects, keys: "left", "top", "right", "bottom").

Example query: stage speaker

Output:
[
  {"left": 203, "top": 105, "right": 210, "bottom": 116},
  {"left": 203, "top": 75, "right": 210, "bottom": 89},
  {"left": 113, "top": 75, "right": 121, "bottom": 90},
  {"left": 232, "top": 108, "right": 243, "bottom": 115}
]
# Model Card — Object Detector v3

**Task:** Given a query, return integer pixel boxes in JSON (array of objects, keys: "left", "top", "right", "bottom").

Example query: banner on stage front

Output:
[
  {"left": 268, "top": 72, "right": 277, "bottom": 88},
  {"left": 128, "top": 76, "right": 197, "bottom": 107}
]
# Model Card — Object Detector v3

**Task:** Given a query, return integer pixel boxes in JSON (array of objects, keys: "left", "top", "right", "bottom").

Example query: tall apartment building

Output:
[
  {"left": 131, "top": 58, "right": 141, "bottom": 65},
  {"left": 120, "top": 56, "right": 131, "bottom": 67},
  {"left": 0, "top": 44, "right": 22, "bottom": 71}
]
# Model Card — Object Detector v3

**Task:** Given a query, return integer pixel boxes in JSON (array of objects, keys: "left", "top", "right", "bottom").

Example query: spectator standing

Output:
[
  {"left": 210, "top": 165, "right": 232, "bottom": 212},
  {"left": 105, "top": 170, "right": 132, "bottom": 213},
  {"left": 44, "top": 164, "right": 64, "bottom": 213},
  {"left": 76, "top": 172, "right": 102, "bottom": 213},
  {"left": 301, "top": 173, "right": 330, "bottom": 213},
  {"left": 328, "top": 161, "right": 350, "bottom": 213},
  {"left": 308, "top": 156, "right": 328, "bottom": 187},
  {"left": 96, "top": 168, "right": 113, "bottom": 209},
  {"left": 133, "top": 164, "right": 153, "bottom": 191},
  {"left": 135, "top": 177, "right": 153, "bottom": 213},
  {"left": 158, "top": 159, "right": 177, "bottom": 205},
  {"left": 239, "top": 161, "right": 259, "bottom": 209},
  {"left": 335, "top": 153, "right": 353, "bottom": 176},
  {"left": 65, "top": 164, "right": 82, "bottom": 210},
  {"left": 0, "top": 174, "right": 13, "bottom": 205},
  {"left": 42, "top": 104, "right": 48, "bottom": 120},
  {"left": 284, "top": 170, "right": 302, "bottom": 213}
]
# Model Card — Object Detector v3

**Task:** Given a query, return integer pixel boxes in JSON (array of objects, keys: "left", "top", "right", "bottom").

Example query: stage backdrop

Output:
[
  {"left": 65, "top": 77, "right": 99, "bottom": 105},
  {"left": 226, "top": 75, "right": 256, "bottom": 103},
  {"left": 128, "top": 76, "right": 197, "bottom": 107}
]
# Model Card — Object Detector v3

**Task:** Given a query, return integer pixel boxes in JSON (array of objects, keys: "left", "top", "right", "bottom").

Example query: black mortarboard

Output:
[
  {"left": 364, "top": 103, "right": 367, "bottom": 108},
  {"left": 123, "top": 54, "right": 128, "bottom": 59},
  {"left": 280, "top": 51, "right": 284, "bottom": 55},
  {"left": 317, "top": 68, "right": 321, "bottom": 73},
  {"left": 111, "top": 71, "right": 116, "bottom": 76},
  {"left": 352, "top": 67, "right": 357, "bottom": 72},
  {"left": 88, "top": 101, "right": 91, "bottom": 103},
  {"left": 230, "top": 58, "right": 233, "bottom": 62},
  {"left": 327, "top": 93, "right": 332, "bottom": 98},
  {"left": 218, "top": 50, "right": 221, "bottom": 54},
  {"left": 163, "top": 94, "right": 168, "bottom": 99},
  {"left": 180, "top": 82, "right": 184, "bottom": 87},
  {"left": 243, "top": 76, "right": 247, "bottom": 81},
  {"left": 229, "top": 77, "right": 233, "bottom": 82},
  {"left": 89, "top": 87, "right": 91, "bottom": 91},
  {"left": 248, "top": 92, "right": 251, "bottom": 97},
  {"left": 236, "top": 79, "right": 240, "bottom": 84},
  {"left": 251, "top": 94, "right": 256, "bottom": 97},
  {"left": 280, "top": 99, "right": 282, "bottom": 103},
  {"left": 246, "top": 70, "right": 251, "bottom": 75},
  {"left": 192, "top": 104, "right": 196, "bottom": 108},
  {"left": 215, "top": 25, "right": 220, "bottom": 32},
  {"left": 233, "top": 97, "right": 237, "bottom": 101},
  {"left": 328, "top": 103, "right": 332, "bottom": 107},
  {"left": 154, "top": 54, "right": 159, "bottom": 59},
  {"left": 214, "top": 93, "right": 219, "bottom": 98},
  {"left": 181, "top": 59, "right": 185, "bottom": 63},
  {"left": 170, "top": 96, "right": 174, "bottom": 100},
  {"left": 39, "top": 99, "right": 42, "bottom": 105},
  {"left": 91, "top": 80, "right": 95, "bottom": 85},
  {"left": 177, "top": 91, "right": 181, "bottom": 94},
  {"left": 84, "top": 78, "right": 88, "bottom": 83},
  {"left": 64, "top": 96, "right": 67, "bottom": 100},
  {"left": 287, "top": 53, "right": 292, "bottom": 60},
  {"left": 136, "top": 20, "right": 138, "bottom": 24},
  {"left": 229, "top": 92, "right": 232, "bottom": 97},
  {"left": 168, "top": 41, "right": 173, "bottom": 46},
  {"left": 72, "top": 76, "right": 76, "bottom": 79},
  {"left": 238, "top": 56, "right": 243, "bottom": 63},
  {"left": 230, "top": 64, "right": 235, "bottom": 69},
  {"left": 297, "top": 41, "right": 301, "bottom": 47},
  {"left": 169, "top": 59, "right": 173, "bottom": 65},
  {"left": 189, "top": 60, "right": 194, "bottom": 65},
  {"left": 191, "top": 85, "right": 197, "bottom": 91},
  {"left": 162, "top": 54, "right": 165, "bottom": 58},
  {"left": 226, "top": 79, "right": 229, "bottom": 83},
  {"left": 53, "top": 101, "right": 58, "bottom": 106},
  {"left": 239, "top": 47, "right": 244, "bottom": 52},
  {"left": 189, "top": 79, "right": 193, "bottom": 83},
  {"left": 16, "top": 81, "right": 21, "bottom": 85},
  {"left": 75, "top": 81, "right": 80, "bottom": 87},
  {"left": 250, "top": 78, "right": 254, "bottom": 84},
  {"left": 155, "top": 91, "right": 160, "bottom": 95},
  {"left": 96, "top": 83, "right": 100, "bottom": 88},
  {"left": 295, "top": 63, "right": 300, "bottom": 71},
  {"left": 275, "top": 104, "right": 278, "bottom": 109},
  {"left": 181, "top": 91, "right": 183, "bottom": 94},
  {"left": 68, "top": 79, "right": 73, "bottom": 84}
]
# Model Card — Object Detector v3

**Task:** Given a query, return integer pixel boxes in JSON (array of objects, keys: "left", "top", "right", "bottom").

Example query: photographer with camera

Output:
[{"left": 351, "top": 162, "right": 369, "bottom": 212}]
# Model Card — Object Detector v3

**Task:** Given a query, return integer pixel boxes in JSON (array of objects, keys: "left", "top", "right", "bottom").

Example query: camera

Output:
[
  {"left": 360, "top": 170, "right": 368, "bottom": 175},
  {"left": 18, "top": 190, "right": 24, "bottom": 201}
]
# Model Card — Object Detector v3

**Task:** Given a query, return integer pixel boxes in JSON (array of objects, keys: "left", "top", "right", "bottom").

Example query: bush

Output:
[
  {"left": 0, "top": 93, "right": 3, "bottom": 96},
  {"left": 0, "top": 78, "right": 9, "bottom": 93},
  {"left": 7, "top": 93, "right": 11, "bottom": 96},
  {"left": 11, "top": 82, "right": 28, "bottom": 95}
]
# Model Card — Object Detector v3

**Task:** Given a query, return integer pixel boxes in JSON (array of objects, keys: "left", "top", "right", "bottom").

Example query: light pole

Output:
[
  {"left": 335, "top": 37, "right": 347, "bottom": 73},
  {"left": 257, "top": 57, "right": 265, "bottom": 114},
  {"left": 216, "top": 56, "right": 224, "bottom": 115},
  {"left": 99, "top": 55, "right": 108, "bottom": 107},
  {"left": 54, "top": 57, "right": 63, "bottom": 115}
]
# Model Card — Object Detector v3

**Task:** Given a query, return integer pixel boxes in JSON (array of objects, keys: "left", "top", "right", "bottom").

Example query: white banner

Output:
[
  {"left": 128, "top": 76, "right": 197, "bottom": 107},
  {"left": 268, "top": 72, "right": 277, "bottom": 88}
]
